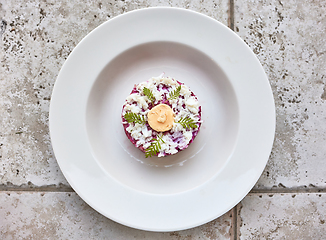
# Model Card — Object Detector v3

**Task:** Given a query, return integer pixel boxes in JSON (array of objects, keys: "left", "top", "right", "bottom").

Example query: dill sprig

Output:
[
  {"left": 168, "top": 85, "right": 181, "bottom": 100},
  {"left": 143, "top": 87, "right": 155, "bottom": 103},
  {"left": 145, "top": 136, "right": 165, "bottom": 158},
  {"left": 124, "top": 112, "right": 146, "bottom": 124},
  {"left": 177, "top": 117, "right": 197, "bottom": 130}
]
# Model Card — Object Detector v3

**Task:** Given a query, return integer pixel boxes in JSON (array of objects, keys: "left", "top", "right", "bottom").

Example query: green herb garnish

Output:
[
  {"left": 143, "top": 87, "right": 155, "bottom": 103},
  {"left": 177, "top": 117, "right": 197, "bottom": 130},
  {"left": 124, "top": 112, "right": 146, "bottom": 124},
  {"left": 145, "top": 136, "right": 165, "bottom": 158},
  {"left": 168, "top": 85, "right": 181, "bottom": 100}
]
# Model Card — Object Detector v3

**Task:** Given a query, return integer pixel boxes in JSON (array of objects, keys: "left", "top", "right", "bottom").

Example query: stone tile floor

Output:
[{"left": 0, "top": 0, "right": 325, "bottom": 239}]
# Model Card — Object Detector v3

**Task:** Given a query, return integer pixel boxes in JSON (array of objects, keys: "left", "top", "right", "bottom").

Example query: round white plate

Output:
[{"left": 50, "top": 7, "right": 275, "bottom": 231}]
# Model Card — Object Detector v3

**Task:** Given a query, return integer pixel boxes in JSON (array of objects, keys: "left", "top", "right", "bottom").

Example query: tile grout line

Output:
[
  {"left": 250, "top": 187, "right": 326, "bottom": 194},
  {"left": 229, "top": 1, "right": 236, "bottom": 238},
  {"left": 0, "top": 186, "right": 75, "bottom": 192},
  {"left": 233, "top": 205, "right": 238, "bottom": 240},
  {"left": 228, "top": 0, "right": 235, "bottom": 30},
  {"left": 230, "top": 1, "right": 237, "bottom": 238},
  {"left": 1, "top": 186, "right": 326, "bottom": 193},
  {"left": 232, "top": 0, "right": 238, "bottom": 240}
]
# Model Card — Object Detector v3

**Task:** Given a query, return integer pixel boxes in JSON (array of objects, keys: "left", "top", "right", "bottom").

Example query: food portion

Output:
[{"left": 121, "top": 74, "right": 202, "bottom": 158}]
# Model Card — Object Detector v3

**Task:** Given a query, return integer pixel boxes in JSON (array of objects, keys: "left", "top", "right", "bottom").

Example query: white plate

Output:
[{"left": 50, "top": 7, "right": 275, "bottom": 231}]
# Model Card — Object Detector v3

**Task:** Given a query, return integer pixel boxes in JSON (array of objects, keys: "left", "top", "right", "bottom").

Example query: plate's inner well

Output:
[{"left": 86, "top": 41, "right": 239, "bottom": 194}]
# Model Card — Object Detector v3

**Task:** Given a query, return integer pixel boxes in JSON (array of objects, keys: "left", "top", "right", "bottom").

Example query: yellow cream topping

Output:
[{"left": 147, "top": 104, "right": 174, "bottom": 132}]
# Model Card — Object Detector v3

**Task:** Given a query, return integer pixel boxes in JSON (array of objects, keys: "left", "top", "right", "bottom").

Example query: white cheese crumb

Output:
[
  {"left": 185, "top": 96, "right": 200, "bottom": 114},
  {"left": 183, "top": 131, "right": 193, "bottom": 144},
  {"left": 180, "top": 85, "right": 191, "bottom": 98},
  {"left": 171, "top": 122, "right": 183, "bottom": 133},
  {"left": 124, "top": 104, "right": 141, "bottom": 114},
  {"left": 126, "top": 93, "right": 149, "bottom": 110},
  {"left": 142, "top": 127, "right": 152, "bottom": 138}
]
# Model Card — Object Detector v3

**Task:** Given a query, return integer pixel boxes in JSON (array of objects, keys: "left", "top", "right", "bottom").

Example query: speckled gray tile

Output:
[
  {"left": 0, "top": 192, "right": 234, "bottom": 239},
  {"left": 235, "top": 0, "right": 326, "bottom": 189},
  {"left": 238, "top": 193, "right": 326, "bottom": 240},
  {"left": 0, "top": 0, "right": 228, "bottom": 187}
]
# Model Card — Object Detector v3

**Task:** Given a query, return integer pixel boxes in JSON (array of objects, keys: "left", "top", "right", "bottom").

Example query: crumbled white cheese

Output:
[
  {"left": 142, "top": 127, "right": 152, "bottom": 138},
  {"left": 180, "top": 85, "right": 191, "bottom": 98},
  {"left": 126, "top": 123, "right": 134, "bottom": 133},
  {"left": 159, "top": 134, "right": 178, "bottom": 156},
  {"left": 187, "top": 107, "right": 198, "bottom": 114},
  {"left": 183, "top": 131, "right": 193, "bottom": 144},
  {"left": 174, "top": 109, "right": 189, "bottom": 122},
  {"left": 143, "top": 142, "right": 151, "bottom": 149},
  {"left": 125, "top": 122, "right": 152, "bottom": 148},
  {"left": 136, "top": 81, "right": 163, "bottom": 104},
  {"left": 126, "top": 93, "right": 149, "bottom": 110},
  {"left": 130, "top": 123, "right": 143, "bottom": 139},
  {"left": 124, "top": 104, "right": 141, "bottom": 114},
  {"left": 185, "top": 96, "right": 200, "bottom": 114},
  {"left": 186, "top": 97, "right": 199, "bottom": 108},
  {"left": 171, "top": 122, "right": 183, "bottom": 133},
  {"left": 162, "top": 77, "right": 178, "bottom": 86}
]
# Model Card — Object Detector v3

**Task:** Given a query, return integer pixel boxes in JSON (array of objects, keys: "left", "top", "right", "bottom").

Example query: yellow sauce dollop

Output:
[{"left": 147, "top": 104, "right": 174, "bottom": 132}]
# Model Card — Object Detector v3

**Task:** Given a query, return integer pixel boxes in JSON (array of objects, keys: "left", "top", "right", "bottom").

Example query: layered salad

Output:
[{"left": 121, "top": 74, "right": 202, "bottom": 158}]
